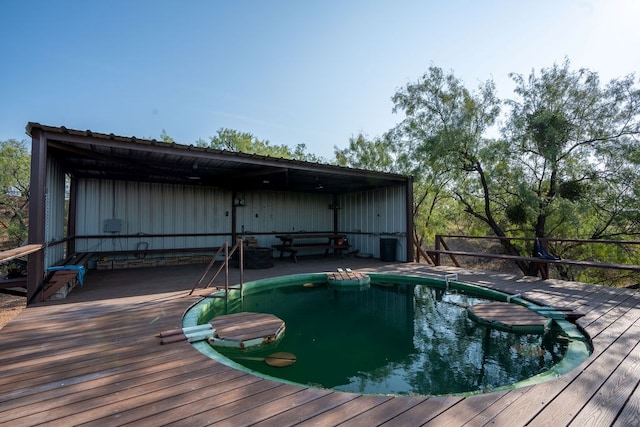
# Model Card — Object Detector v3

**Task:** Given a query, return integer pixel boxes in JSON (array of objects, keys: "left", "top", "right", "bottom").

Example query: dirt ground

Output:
[{"left": 0, "top": 293, "right": 25, "bottom": 330}]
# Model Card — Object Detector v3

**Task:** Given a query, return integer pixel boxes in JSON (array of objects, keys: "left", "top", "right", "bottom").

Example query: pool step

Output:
[
  {"left": 159, "top": 312, "right": 285, "bottom": 347},
  {"left": 209, "top": 312, "right": 286, "bottom": 350},
  {"left": 327, "top": 270, "right": 370, "bottom": 291},
  {"left": 467, "top": 302, "right": 553, "bottom": 333}
]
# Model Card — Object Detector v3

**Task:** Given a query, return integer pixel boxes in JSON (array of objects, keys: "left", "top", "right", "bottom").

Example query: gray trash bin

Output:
[{"left": 380, "top": 238, "right": 397, "bottom": 262}]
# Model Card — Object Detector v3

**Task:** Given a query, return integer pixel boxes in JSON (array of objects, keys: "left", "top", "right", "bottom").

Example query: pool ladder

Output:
[
  {"left": 189, "top": 238, "right": 244, "bottom": 297},
  {"left": 444, "top": 273, "right": 458, "bottom": 292}
]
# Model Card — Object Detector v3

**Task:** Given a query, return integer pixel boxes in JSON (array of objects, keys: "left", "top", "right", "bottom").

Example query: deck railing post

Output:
[
  {"left": 238, "top": 238, "right": 244, "bottom": 292},
  {"left": 434, "top": 235, "right": 442, "bottom": 266},
  {"left": 224, "top": 241, "right": 229, "bottom": 295}
]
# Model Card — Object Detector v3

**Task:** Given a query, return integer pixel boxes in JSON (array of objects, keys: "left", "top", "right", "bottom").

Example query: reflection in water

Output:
[{"left": 212, "top": 282, "right": 569, "bottom": 396}]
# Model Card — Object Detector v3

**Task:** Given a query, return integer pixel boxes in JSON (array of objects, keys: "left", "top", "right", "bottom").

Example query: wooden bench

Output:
[
  {"left": 427, "top": 249, "right": 640, "bottom": 279},
  {"left": 64, "top": 252, "right": 93, "bottom": 269},
  {"left": 272, "top": 243, "right": 350, "bottom": 263},
  {"left": 42, "top": 270, "right": 79, "bottom": 300},
  {"left": 40, "top": 252, "right": 94, "bottom": 300}
]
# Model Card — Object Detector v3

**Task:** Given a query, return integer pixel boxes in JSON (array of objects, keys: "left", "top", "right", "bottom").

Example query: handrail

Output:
[
  {"left": 189, "top": 239, "right": 244, "bottom": 296},
  {"left": 0, "top": 244, "right": 43, "bottom": 263},
  {"left": 434, "top": 235, "right": 640, "bottom": 245},
  {"left": 429, "top": 235, "right": 640, "bottom": 279}
]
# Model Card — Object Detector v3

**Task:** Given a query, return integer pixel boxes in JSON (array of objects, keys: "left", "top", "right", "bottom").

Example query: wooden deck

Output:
[{"left": 1, "top": 258, "right": 639, "bottom": 426}]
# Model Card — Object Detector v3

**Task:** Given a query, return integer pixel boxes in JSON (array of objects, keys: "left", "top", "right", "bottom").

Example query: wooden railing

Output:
[
  {"left": 0, "top": 244, "right": 43, "bottom": 291},
  {"left": 426, "top": 235, "right": 640, "bottom": 280}
]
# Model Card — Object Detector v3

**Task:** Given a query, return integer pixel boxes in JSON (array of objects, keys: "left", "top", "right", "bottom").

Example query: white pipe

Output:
[
  {"left": 186, "top": 329, "right": 216, "bottom": 342},
  {"left": 182, "top": 324, "right": 213, "bottom": 334},
  {"left": 506, "top": 294, "right": 521, "bottom": 303}
]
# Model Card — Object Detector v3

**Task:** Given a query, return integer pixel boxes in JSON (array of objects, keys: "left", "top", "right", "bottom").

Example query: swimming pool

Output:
[{"left": 183, "top": 273, "right": 591, "bottom": 397}]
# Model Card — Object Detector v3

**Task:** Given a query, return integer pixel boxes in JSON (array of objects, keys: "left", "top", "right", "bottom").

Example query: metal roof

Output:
[{"left": 26, "top": 123, "right": 409, "bottom": 194}]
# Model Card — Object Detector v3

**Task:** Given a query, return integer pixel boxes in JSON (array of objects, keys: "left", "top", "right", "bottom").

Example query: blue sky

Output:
[{"left": 1, "top": 0, "right": 638, "bottom": 159}]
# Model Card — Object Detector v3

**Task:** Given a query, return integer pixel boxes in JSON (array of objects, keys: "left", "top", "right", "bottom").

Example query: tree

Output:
[
  {"left": 334, "top": 133, "right": 396, "bottom": 173},
  {"left": 505, "top": 60, "right": 639, "bottom": 233},
  {"left": 389, "top": 66, "right": 519, "bottom": 258},
  {"left": 503, "top": 60, "right": 640, "bottom": 275},
  {"left": 0, "top": 139, "right": 30, "bottom": 249},
  {"left": 198, "top": 128, "right": 323, "bottom": 162},
  {"left": 390, "top": 61, "right": 640, "bottom": 277}
]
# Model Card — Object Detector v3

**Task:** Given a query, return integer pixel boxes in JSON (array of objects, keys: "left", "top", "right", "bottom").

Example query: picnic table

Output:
[{"left": 272, "top": 233, "right": 349, "bottom": 263}]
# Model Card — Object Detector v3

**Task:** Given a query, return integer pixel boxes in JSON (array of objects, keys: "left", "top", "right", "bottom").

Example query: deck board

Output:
[
  {"left": 209, "top": 388, "right": 336, "bottom": 426},
  {"left": 179, "top": 384, "right": 306, "bottom": 427},
  {"left": 378, "top": 396, "right": 464, "bottom": 425},
  {"left": 526, "top": 320, "right": 640, "bottom": 426},
  {"left": 0, "top": 259, "right": 639, "bottom": 426},
  {"left": 613, "top": 381, "right": 640, "bottom": 427},
  {"left": 569, "top": 335, "right": 640, "bottom": 426},
  {"left": 282, "top": 393, "right": 392, "bottom": 426},
  {"left": 469, "top": 299, "right": 640, "bottom": 426},
  {"left": 422, "top": 391, "right": 509, "bottom": 426},
  {"left": 326, "top": 396, "right": 428, "bottom": 426},
  {"left": 117, "top": 378, "right": 283, "bottom": 427}
]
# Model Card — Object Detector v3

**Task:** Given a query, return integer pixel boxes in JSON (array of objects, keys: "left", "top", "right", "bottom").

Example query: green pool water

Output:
[{"left": 185, "top": 274, "right": 591, "bottom": 397}]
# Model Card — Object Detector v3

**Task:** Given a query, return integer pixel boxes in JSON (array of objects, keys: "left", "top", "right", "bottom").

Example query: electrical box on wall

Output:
[{"left": 104, "top": 218, "right": 122, "bottom": 233}]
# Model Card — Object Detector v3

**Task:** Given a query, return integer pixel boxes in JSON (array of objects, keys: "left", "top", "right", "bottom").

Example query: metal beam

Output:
[{"left": 26, "top": 128, "right": 47, "bottom": 305}]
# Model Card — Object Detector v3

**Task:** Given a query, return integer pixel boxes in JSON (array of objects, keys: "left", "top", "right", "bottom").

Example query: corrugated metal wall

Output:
[
  {"left": 44, "top": 157, "right": 67, "bottom": 267},
  {"left": 235, "top": 191, "right": 334, "bottom": 248},
  {"left": 72, "top": 179, "right": 407, "bottom": 261},
  {"left": 74, "top": 180, "right": 337, "bottom": 253},
  {"left": 74, "top": 179, "right": 230, "bottom": 252},
  {"left": 338, "top": 185, "right": 407, "bottom": 261}
]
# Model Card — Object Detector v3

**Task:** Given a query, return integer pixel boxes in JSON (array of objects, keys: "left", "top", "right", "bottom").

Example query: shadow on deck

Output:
[{"left": 1, "top": 256, "right": 639, "bottom": 426}]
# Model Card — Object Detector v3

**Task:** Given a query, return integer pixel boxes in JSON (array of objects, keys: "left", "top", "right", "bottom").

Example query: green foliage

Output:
[
  {"left": 0, "top": 139, "right": 30, "bottom": 248},
  {"left": 198, "top": 128, "right": 323, "bottom": 162},
  {"left": 557, "top": 180, "right": 585, "bottom": 202},
  {"left": 159, "top": 129, "right": 175, "bottom": 143},
  {"left": 505, "top": 59, "right": 640, "bottom": 244},
  {"left": 334, "top": 133, "right": 396, "bottom": 172},
  {"left": 335, "top": 60, "right": 640, "bottom": 274},
  {"left": 505, "top": 203, "right": 528, "bottom": 225},
  {"left": 526, "top": 108, "right": 572, "bottom": 162},
  {"left": 391, "top": 66, "right": 508, "bottom": 243}
]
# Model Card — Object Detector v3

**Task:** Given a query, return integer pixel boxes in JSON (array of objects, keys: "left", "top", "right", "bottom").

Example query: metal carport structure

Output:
[{"left": 25, "top": 122, "right": 413, "bottom": 303}]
